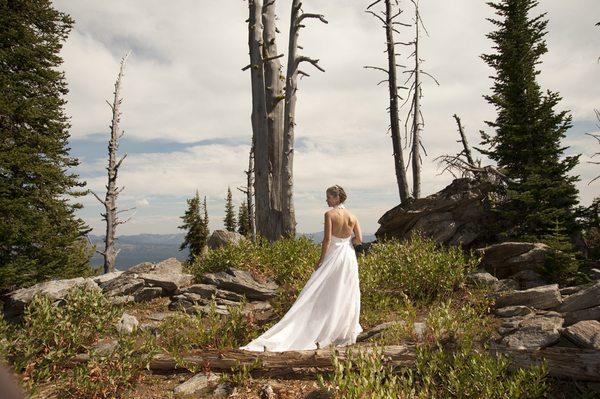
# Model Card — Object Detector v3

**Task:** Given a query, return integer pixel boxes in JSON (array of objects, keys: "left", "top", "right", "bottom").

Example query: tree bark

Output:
[
  {"left": 410, "top": 2, "right": 422, "bottom": 199},
  {"left": 92, "top": 53, "right": 133, "bottom": 274}
]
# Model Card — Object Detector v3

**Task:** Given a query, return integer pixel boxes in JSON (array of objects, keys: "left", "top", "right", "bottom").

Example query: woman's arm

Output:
[
  {"left": 351, "top": 216, "right": 363, "bottom": 246},
  {"left": 316, "top": 212, "right": 332, "bottom": 270}
]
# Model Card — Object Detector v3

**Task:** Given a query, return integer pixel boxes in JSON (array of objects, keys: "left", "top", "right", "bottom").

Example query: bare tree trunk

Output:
[
  {"left": 246, "top": 0, "right": 272, "bottom": 241},
  {"left": 366, "top": 0, "right": 411, "bottom": 204},
  {"left": 262, "top": 0, "right": 285, "bottom": 239},
  {"left": 238, "top": 139, "right": 257, "bottom": 242},
  {"left": 410, "top": 1, "right": 422, "bottom": 199},
  {"left": 453, "top": 114, "right": 476, "bottom": 167},
  {"left": 281, "top": 0, "right": 327, "bottom": 238},
  {"left": 92, "top": 53, "right": 134, "bottom": 274}
]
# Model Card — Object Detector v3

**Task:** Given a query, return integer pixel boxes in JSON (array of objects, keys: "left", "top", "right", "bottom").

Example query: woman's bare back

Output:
[{"left": 328, "top": 208, "right": 356, "bottom": 238}]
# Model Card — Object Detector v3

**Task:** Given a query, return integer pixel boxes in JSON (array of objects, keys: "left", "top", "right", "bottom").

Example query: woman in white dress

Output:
[{"left": 240, "top": 185, "right": 363, "bottom": 352}]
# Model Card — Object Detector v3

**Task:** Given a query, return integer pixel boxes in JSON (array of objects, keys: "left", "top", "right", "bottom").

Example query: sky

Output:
[{"left": 53, "top": 0, "right": 600, "bottom": 236}]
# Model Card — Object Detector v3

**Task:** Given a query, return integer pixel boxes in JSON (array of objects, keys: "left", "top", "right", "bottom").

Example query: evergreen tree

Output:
[
  {"left": 0, "top": 1, "right": 92, "bottom": 292},
  {"left": 224, "top": 187, "right": 237, "bottom": 232},
  {"left": 237, "top": 201, "right": 251, "bottom": 237},
  {"left": 179, "top": 191, "right": 206, "bottom": 263},
  {"left": 202, "top": 195, "right": 210, "bottom": 238},
  {"left": 476, "top": 0, "right": 581, "bottom": 240}
]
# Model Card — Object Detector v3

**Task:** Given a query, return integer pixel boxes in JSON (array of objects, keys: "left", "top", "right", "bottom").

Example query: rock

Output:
[
  {"left": 560, "top": 285, "right": 587, "bottom": 296},
  {"left": 148, "top": 311, "right": 173, "bottom": 321},
  {"left": 101, "top": 277, "right": 145, "bottom": 297},
  {"left": 259, "top": 383, "right": 275, "bottom": 399},
  {"left": 90, "top": 338, "right": 119, "bottom": 356},
  {"left": 92, "top": 271, "right": 124, "bottom": 285},
  {"left": 213, "top": 382, "right": 236, "bottom": 398},
  {"left": 202, "top": 268, "right": 278, "bottom": 301},
  {"left": 476, "top": 242, "right": 551, "bottom": 279},
  {"left": 495, "top": 278, "right": 519, "bottom": 292},
  {"left": 243, "top": 301, "right": 274, "bottom": 322},
  {"left": 495, "top": 306, "right": 534, "bottom": 318},
  {"left": 413, "top": 322, "right": 427, "bottom": 340},
  {"left": 357, "top": 321, "right": 399, "bottom": 342},
  {"left": 133, "top": 287, "right": 164, "bottom": 302},
  {"left": 138, "top": 272, "right": 193, "bottom": 295},
  {"left": 589, "top": 268, "right": 600, "bottom": 280},
  {"left": 173, "top": 372, "right": 220, "bottom": 396},
  {"left": 560, "top": 320, "right": 600, "bottom": 349},
  {"left": 509, "top": 270, "right": 548, "bottom": 289},
  {"left": 498, "top": 314, "right": 534, "bottom": 336},
  {"left": 207, "top": 230, "right": 247, "bottom": 250},
  {"left": 375, "top": 178, "right": 495, "bottom": 248},
  {"left": 558, "top": 283, "right": 600, "bottom": 313},
  {"left": 466, "top": 272, "right": 498, "bottom": 288},
  {"left": 127, "top": 257, "right": 184, "bottom": 275},
  {"left": 182, "top": 292, "right": 239, "bottom": 307},
  {"left": 109, "top": 295, "right": 135, "bottom": 305},
  {"left": 563, "top": 305, "right": 600, "bottom": 326},
  {"left": 139, "top": 322, "right": 160, "bottom": 336},
  {"left": 3, "top": 277, "right": 100, "bottom": 319},
  {"left": 501, "top": 314, "right": 563, "bottom": 349},
  {"left": 116, "top": 313, "right": 139, "bottom": 334},
  {"left": 494, "top": 284, "right": 562, "bottom": 310},
  {"left": 184, "top": 283, "right": 246, "bottom": 302}
]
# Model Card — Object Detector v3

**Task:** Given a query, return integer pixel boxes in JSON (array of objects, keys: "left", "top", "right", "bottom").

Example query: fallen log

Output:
[
  {"left": 149, "top": 344, "right": 417, "bottom": 373},
  {"left": 490, "top": 343, "right": 600, "bottom": 382}
]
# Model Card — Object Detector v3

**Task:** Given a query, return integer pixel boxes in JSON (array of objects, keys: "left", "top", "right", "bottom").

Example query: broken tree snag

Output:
[
  {"left": 281, "top": 0, "right": 328, "bottom": 239},
  {"left": 365, "top": 0, "right": 411, "bottom": 205},
  {"left": 452, "top": 114, "right": 476, "bottom": 168},
  {"left": 237, "top": 136, "right": 257, "bottom": 242},
  {"left": 490, "top": 343, "right": 600, "bottom": 382},
  {"left": 149, "top": 345, "right": 417, "bottom": 374},
  {"left": 92, "top": 52, "right": 135, "bottom": 274},
  {"left": 262, "top": 0, "right": 284, "bottom": 241}
]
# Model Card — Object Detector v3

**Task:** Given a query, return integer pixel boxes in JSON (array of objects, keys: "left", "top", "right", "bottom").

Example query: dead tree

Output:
[
  {"left": 365, "top": 0, "right": 411, "bottom": 204},
  {"left": 238, "top": 137, "right": 257, "bottom": 242},
  {"left": 401, "top": 0, "right": 439, "bottom": 199},
  {"left": 587, "top": 109, "right": 600, "bottom": 184},
  {"left": 281, "top": 1, "right": 328, "bottom": 238},
  {"left": 92, "top": 53, "right": 135, "bottom": 273}
]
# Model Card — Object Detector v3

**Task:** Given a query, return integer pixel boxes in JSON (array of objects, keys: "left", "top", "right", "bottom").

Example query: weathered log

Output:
[
  {"left": 490, "top": 343, "right": 600, "bottom": 382},
  {"left": 149, "top": 345, "right": 416, "bottom": 373}
]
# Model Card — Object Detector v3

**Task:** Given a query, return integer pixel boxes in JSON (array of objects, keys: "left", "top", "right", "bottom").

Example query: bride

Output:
[{"left": 240, "top": 184, "right": 363, "bottom": 352}]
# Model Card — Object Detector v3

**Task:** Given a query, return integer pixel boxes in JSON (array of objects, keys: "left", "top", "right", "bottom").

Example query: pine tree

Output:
[
  {"left": 202, "top": 195, "right": 210, "bottom": 240},
  {"left": 237, "top": 201, "right": 251, "bottom": 237},
  {"left": 179, "top": 191, "right": 207, "bottom": 263},
  {"left": 476, "top": 0, "right": 581, "bottom": 240},
  {"left": 0, "top": 1, "right": 92, "bottom": 292},
  {"left": 224, "top": 187, "right": 237, "bottom": 232}
]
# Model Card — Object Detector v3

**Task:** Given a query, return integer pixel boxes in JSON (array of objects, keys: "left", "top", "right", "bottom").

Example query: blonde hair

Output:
[{"left": 326, "top": 184, "right": 347, "bottom": 204}]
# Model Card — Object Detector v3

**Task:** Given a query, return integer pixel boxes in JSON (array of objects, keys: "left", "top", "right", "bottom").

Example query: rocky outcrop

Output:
[
  {"left": 375, "top": 178, "right": 496, "bottom": 248},
  {"left": 494, "top": 284, "right": 562, "bottom": 310},
  {"left": 3, "top": 277, "right": 101, "bottom": 320},
  {"left": 207, "top": 230, "right": 247, "bottom": 250},
  {"left": 500, "top": 313, "right": 563, "bottom": 349},
  {"left": 561, "top": 320, "right": 600, "bottom": 350},
  {"left": 475, "top": 241, "right": 552, "bottom": 281},
  {"left": 558, "top": 283, "right": 600, "bottom": 313},
  {"left": 202, "top": 268, "right": 278, "bottom": 301}
]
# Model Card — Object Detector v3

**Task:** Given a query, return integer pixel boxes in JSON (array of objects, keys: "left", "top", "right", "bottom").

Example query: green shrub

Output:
[
  {"left": 3, "top": 286, "right": 121, "bottom": 387},
  {"left": 359, "top": 231, "right": 480, "bottom": 312},
  {"left": 57, "top": 329, "right": 161, "bottom": 399}
]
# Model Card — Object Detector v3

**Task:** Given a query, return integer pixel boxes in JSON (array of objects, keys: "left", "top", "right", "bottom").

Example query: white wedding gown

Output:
[{"left": 239, "top": 231, "right": 363, "bottom": 352}]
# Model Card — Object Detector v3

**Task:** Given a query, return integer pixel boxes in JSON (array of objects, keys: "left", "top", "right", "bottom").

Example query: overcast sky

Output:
[{"left": 53, "top": 0, "right": 600, "bottom": 236}]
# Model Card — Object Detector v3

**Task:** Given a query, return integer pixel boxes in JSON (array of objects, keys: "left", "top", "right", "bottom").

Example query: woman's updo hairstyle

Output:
[{"left": 326, "top": 184, "right": 347, "bottom": 204}]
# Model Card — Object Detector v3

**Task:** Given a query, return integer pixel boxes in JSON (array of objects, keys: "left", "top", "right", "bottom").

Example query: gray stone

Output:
[
  {"left": 202, "top": 268, "right": 278, "bottom": 300},
  {"left": 477, "top": 242, "right": 551, "bottom": 279},
  {"left": 184, "top": 283, "right": 246, "bottom": 302},
  {"left": 560, "top": 285, "right": 587, "bottom": 296},
  {"left": 173, "top": 372, "right": 220, "bottom": 396},
  {"left": 466, "top": 272, "right": 498, "bottom": 288},
  {"left": 101, "top": 277, "right": 145, "bottom": 297},
  {"left": 495, "top": 278, "right": 519, "bottom": 292},
  {"left": 494, "top": 284, "right": 562, "bottom": 310},
  {"left": 558, "top": 283, "right": 600, "bottom": 313},
  {"left": 501, "top": 314, "right": 563, "bottom": 349},
  {"left": 138, "top": 272, "right": 193, "bottom": 294},
  {"left": 563, "top": 305, "right": 600, "bottom": 326},
  {"left": 127, "top": 257, "right": 184, "bottom": 275},
  {"left": 560, "top": 320, "right": 600, "bottom": 349},
  {"left": 207, "top": 230, "right": 247, "bottom": 250},
  {"left": 92, "top": 271, "right": 124, "bottom": 285},
  {"left": 133, "top": 286, "right": 163, "bottom": 302},
  {"left": 495, "top": 306, "right": 534, "bottom": 318},
  {"left": 413, "top": 322, "right": 427, "bottom": 340},
  {"left": 109, "top": 295, "right": 135, "bottom": 305},
  {"left": 213, "top": 382, "right": 236, "bottom": 398},
  {"left": 116, "top": 313, "right": 139, "bottom": 334},
  {"left": 589, "top": 268, "right": 600, "bottom": 280},
  {"left": 357, "top": 321, "right": 399, "bottom": 342},
  {"left": 3, "top": 277, "right": 100, "bottom": 319}
]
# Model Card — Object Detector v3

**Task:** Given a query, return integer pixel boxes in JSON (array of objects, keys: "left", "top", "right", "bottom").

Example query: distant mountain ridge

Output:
[{"left": 88, "top": 231, "right": 375, "bottom": 270}]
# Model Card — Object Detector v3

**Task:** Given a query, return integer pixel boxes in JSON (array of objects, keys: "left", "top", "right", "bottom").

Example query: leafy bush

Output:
[
  {"left": 359, "top": 231, "right": 480, "bottom": 315},
  {"left": 2, "top": 286, "right": 121, "bottom": 387},
  {"left": 57, "top": 330, "right": 160, "bottom": 399}
]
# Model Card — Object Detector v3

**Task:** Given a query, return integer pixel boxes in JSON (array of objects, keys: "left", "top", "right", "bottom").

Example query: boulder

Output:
[
  {"left": 92, "top": 271, "right": 124, "bottom": 285},
  {"left": 174, "top": 372, "right": 220, "bottom": 397},
  {"left": 133, "top": 287, "right": 164, "bottom": 302},
  {"left": 476, "top": 242, "right": 551, "bottom": 279},
  {"left": 589, "top": 268, "right": 600, "bottom": 280},
  {"left": 560, "top": 320, "right": 600, "bottom": 350},
  {"left": 202, "top": 268, "right": 278, "bottom": 301},
  {"left": 3, "top": 277, "right": 100, "bottom": 319},
  {"left": 558, "top": 283, "right": 600, "bottom": 313},
  {"left": 101, "top": 277, "right": 145, "bottom": 297},
  {"left": 126, "top": 257, "right": 184, "bottom": 275},
  {"left": 184, "top": 283, "right": 246, "bottom": 302},
  {"left": 501, "top": 314, "right": 563, "bottom": 349},
  {"left": 466, "top": 272, "right": 498, "bottom": 288},
  {"left": 495, "top": 306, "right": 534, "bottom": 318},
  {"left": 496, "top": 278, "right": 519, "bottom": 292},
  {"left": 494, "top": 284, "right": 562, "bottom": 310},
  {"left": 560, "top": 285, "right": 588, "bottom": 296},
  {"left": 137, "top": 272, "right": 193, "bottom": 294},
  {"left": 116, "top": 313, "right": 139, "bottom": 334},
  {"left": 563, "top": 305, "right": 600, "bottom": 326},
  {"left": 509, "top": 270, "right": 548, "bottom": 290},
  {"left": 207, "top": 230, "right": 247, "bottom": 250},
  {"left": 375, "top": 178, "right": 496, "bottom": 248}
]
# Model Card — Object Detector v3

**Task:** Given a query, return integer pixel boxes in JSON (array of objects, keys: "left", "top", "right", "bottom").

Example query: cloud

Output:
[
  {"left": 135, "top": 198, "right": 150, "bottom": 207},
  {"left": 53, "top": 0, "right": 600, "bottom": 235}
]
